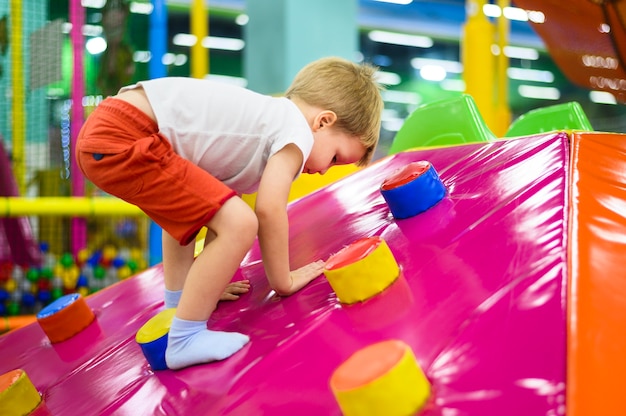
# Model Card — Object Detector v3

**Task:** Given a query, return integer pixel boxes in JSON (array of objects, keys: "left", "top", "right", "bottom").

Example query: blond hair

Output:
[{"left": 285, "top": 57, "right": 384, "bottom": 166}]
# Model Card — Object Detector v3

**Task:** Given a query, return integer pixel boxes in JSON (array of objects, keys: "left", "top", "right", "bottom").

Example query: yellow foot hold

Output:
[
  {"left": 135, "top": 308, "right": 176, "bottom": 371},
  {"left": 0, "top": 369, "right": 43, "bottom": 415},
  {"left": 330, "top": 340, "right": 431, "bottom": 416},
  {"left": 324, "top": 236, "right": 400, "bottom": 304}
]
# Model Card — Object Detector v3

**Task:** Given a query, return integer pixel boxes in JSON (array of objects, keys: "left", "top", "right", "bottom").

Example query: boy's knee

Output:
[{"left": 212, "top": 197, "right": 258, "bottom": 243}]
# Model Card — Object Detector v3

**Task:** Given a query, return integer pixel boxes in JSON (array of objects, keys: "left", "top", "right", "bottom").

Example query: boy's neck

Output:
[{"left": 289, "top": 96, "right": 324, "bottom": 130}]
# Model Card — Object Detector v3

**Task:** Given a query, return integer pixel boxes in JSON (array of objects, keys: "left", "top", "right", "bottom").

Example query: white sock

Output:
[
  {"left": 165, "top": 317, "right": 249, "bottom": 370},
  {"left": 164, "top": 289, "right": 182, "bottom": 309}
]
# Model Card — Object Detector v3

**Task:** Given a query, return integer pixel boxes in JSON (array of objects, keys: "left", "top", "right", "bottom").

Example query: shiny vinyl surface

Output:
[{"left": 0, "top": 133, "right": 571, "bottom": 415}]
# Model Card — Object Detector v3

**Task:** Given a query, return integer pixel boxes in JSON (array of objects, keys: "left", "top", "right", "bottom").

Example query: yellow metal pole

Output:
[
  {"left": 495, "top": 0, "right": 512, "bottom": 136},
  {"left": 0, "top": 197, "right": 144, "bottom": 217},
  {"left": 191, "top": 0, "right": 208, "bottom": 79},
  {"left": 10, "top": 0, "right": 26, "bottom": 195},
  {"left": 462, "top": 0, "right": 496, "bottom": 131}
]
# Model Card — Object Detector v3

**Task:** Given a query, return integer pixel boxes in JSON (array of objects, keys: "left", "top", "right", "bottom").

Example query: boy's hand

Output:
[
  {"left": 220, "top": 279, "right": 251, "bottom": 301},
  {"left": 286, "top": 260, "right": 326, "bottom": 295}
]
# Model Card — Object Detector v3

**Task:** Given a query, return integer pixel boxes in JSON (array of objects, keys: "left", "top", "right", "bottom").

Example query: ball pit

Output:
[{"left": 0, "top": 243, "right": 147, "bottom": 317}]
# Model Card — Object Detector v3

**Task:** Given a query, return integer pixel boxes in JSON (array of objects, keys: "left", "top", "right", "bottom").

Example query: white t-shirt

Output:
[{"left": 119, "top": 77, "right": 313, "bottom": 194}]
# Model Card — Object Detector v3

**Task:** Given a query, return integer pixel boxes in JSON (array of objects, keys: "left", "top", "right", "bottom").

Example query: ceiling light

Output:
[
  {"left": 382, "top": 90, "right": 421, "bottom": 105},
  {"left": 85, "top": 37, "right": 107, "bottom": 55},
  {"left": 173, "top": 34, "right": 245, "bottom": 51},
  {"left": 133, "top": 50, "right": 151, "bottom": 63},
  {"left": 420, "top": 65, "right": 446, "bottom": 82},
  {"left": 81, "top": 0, "right": 105, "bottom": 8},
  {"left": 441, "top": 79, "right": 466, "bottom": 92},
  {"left": 130, "top": 2, "right": 153, "bottom": 15},
  {"left": 201, "top": 36, "right": 245, "bottom": 51},
  {"left": 173, "top": 33, "right": 197, "bottom": 47},
  {"left": 162, "top": 53, "right": 176, "bottom": 65},
  {"left": 483, "top": 4, "right": 501, "bottom": 17},
  {"left": 411, "top": 58, "right": 462, "bottom": 73},
  {"left": 382, "top": 119, "right": 406, "bottom": 132},
  {"left": 483, "top": 4, "right": 544, "bottom": 23},
  {"left": 373, "top": 0, "right": 413, "bottom": 5},
  {"left": 376, "top": 71, "right": 401, "bottom": 86},
  {"left": 518, "top": 85, "right": 560, "bottom": 100},
  {"left": 527, "top": 10, "right": 545, "bottom": 24},
  {"left": 235, "top": 14, "right": 249, "bottom": 26},
  {"left": 491, "top": 45, "right": 539, "bottom": 60},
  {"left": 507, "top": 67, "right": 554, "bottom": 83},
  {"left": 368, "top": 30, "right": 433, "bottom": 48},
  {"left": 589, "top": 91, "right": 617, "bottom": 105},
  {"left": 503, "top": 7, "right": 529, "bottom": 21}
]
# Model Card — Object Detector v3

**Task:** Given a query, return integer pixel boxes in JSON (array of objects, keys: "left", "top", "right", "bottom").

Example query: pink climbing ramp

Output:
[{"left": 0, "top": 132, "right": 570, "bottom": 414}]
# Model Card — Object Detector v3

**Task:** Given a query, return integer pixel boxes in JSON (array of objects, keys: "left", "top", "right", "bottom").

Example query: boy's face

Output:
[{"left": 303, "top": 128, "right": 366, "bottom": 175}]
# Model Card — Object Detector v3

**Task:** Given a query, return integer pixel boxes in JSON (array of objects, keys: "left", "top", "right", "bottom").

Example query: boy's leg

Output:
[
  {"left": 165, "top": 197, "right": 258, "bottom": 370},
  {"left": 162, "top": 233, "right": 195, "bottom": 308}
]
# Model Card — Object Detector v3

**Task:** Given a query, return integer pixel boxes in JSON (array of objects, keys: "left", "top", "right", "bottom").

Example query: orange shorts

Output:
[{"left": 75, "top": 97, "right": 236, "bottom": 245}]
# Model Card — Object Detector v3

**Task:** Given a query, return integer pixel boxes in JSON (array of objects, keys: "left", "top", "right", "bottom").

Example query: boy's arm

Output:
[{"left": 255, "top": 144, "right": 325, "bottom": 296}]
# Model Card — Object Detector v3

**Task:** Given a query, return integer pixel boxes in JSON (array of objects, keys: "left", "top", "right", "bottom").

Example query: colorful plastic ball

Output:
[
  {"left": 111, "top": 257, "right": 125, "bottom": 269},
  {"left": 88, "top": 251, "right": 102, "bottom": 267},
  {"left": 5, "top": 279, "right": 17, "bottom": 293},
  {"left": 0, "top": 262, "right": 13, "bottom": 281},
  {"left": 76, "top": 275, "right": 89, "bottom": 288},
  {"left": 40, "top": 267, "right": 53, "bottom": 280},
  {"left": 51, "top": 287, "right": 64, "bottom": 301},
  {"left": 38, "top": 290, "right": 52, "bottom": 304},
  {"left": 127, "top": 259, "right": 138, "bottom": 273},
  {"left": 77, "top": 248, "right": 90, "bottom": 266},
  {"left": 117, "top": 266, "right": 132, "bottom": 280},
  {"left": 22, "top": 292, "right": 36, "bottom": 307},
  {"left": 93, "top": 266, "right": 106, "bottom": 280},
  {"left": 38, "top": 279, "right": 51, "bottom": 292},
  {"left": 102, "top": 245, "right": 117, "bottom": 261},
  {"left": 25, "top": 268, "right": 39, "bottom": 283},
  {"left": 7, "top": 302, "right": 20, "bottom": 316},
  {"left": 0, "top": 289, "right": 9, "bottom": 303},
  {"left": 60, "top": 253, "right": 74, "bottom": 268}
]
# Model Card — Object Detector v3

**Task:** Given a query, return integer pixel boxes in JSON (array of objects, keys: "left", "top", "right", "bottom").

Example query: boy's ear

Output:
[{"left": 313, "top": 110, "right": 337, "bottom": 131}]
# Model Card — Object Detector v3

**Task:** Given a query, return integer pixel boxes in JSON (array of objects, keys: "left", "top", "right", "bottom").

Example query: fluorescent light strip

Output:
[
  {"left": 202, "top": 36, "right": 245, "bottom": 51},
  {"left": 173, "top": 33, "right": 197, "bottom": 47},
  {"left": 62, "top": 23, "right": 103, "bottom": 37},
  {"left": 133, "top": 50, "right": 151, "bottom": 63},
  {"left": 382, "top": 119, "right": 406, "bottom": 132},
  {"left": 130, "top": 2, "right": 153, "bottom": 15},
  {"left": 235, "top": 14, "right": 249, "bottom": 26},
  {"left": 497, "top": 45, "right": 539, "bottom": 60},
  {"left": 376, "top": 71, "right": 402, "bottom": 86},
  {"left": 420, "top": 65, "right": 446, "bottom": 81},
  {"left": 483, "top": 4, "right": 545, "bottom": 23},
  {"left": 508, "top": 67, "right": 554, "bottom": 83},
  {"left": 368, "top": 30, "right": 433, "bottom": 48},
  {"left": 382, "top": 90, "right": 421, "bottom": 105},
  {"left": 81, "top": 0, "right": 105, "bottom": 8},
  {"left": 373, "top": 0, "right": 413, "bottom": 5},
  {"left": 589, "top": 91, "right": 617, "bottom": 104},
  {"left": 441, "top": 79, "right": 466, "bottom": 92},
  {"left": 518, "top": 85, "right": 560, "bottom": 100},
  {"left": 173, "top": 34, "right": 245, "bottom": 51},
  {"left": 411, "top": 58, "right": 463, "bottom": 73}
]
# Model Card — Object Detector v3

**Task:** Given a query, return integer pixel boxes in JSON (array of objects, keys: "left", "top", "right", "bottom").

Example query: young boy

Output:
[{"left": 75, "top": 56, "right": 383, "bottom": 370}]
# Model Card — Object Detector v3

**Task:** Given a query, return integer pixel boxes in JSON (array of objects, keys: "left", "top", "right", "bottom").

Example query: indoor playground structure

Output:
[
  {"left": 2, "top": 95, "right": 626, "bottom": 415},
  {"left": 2, "top": 0, "right": 626, "bottom": 415}
]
